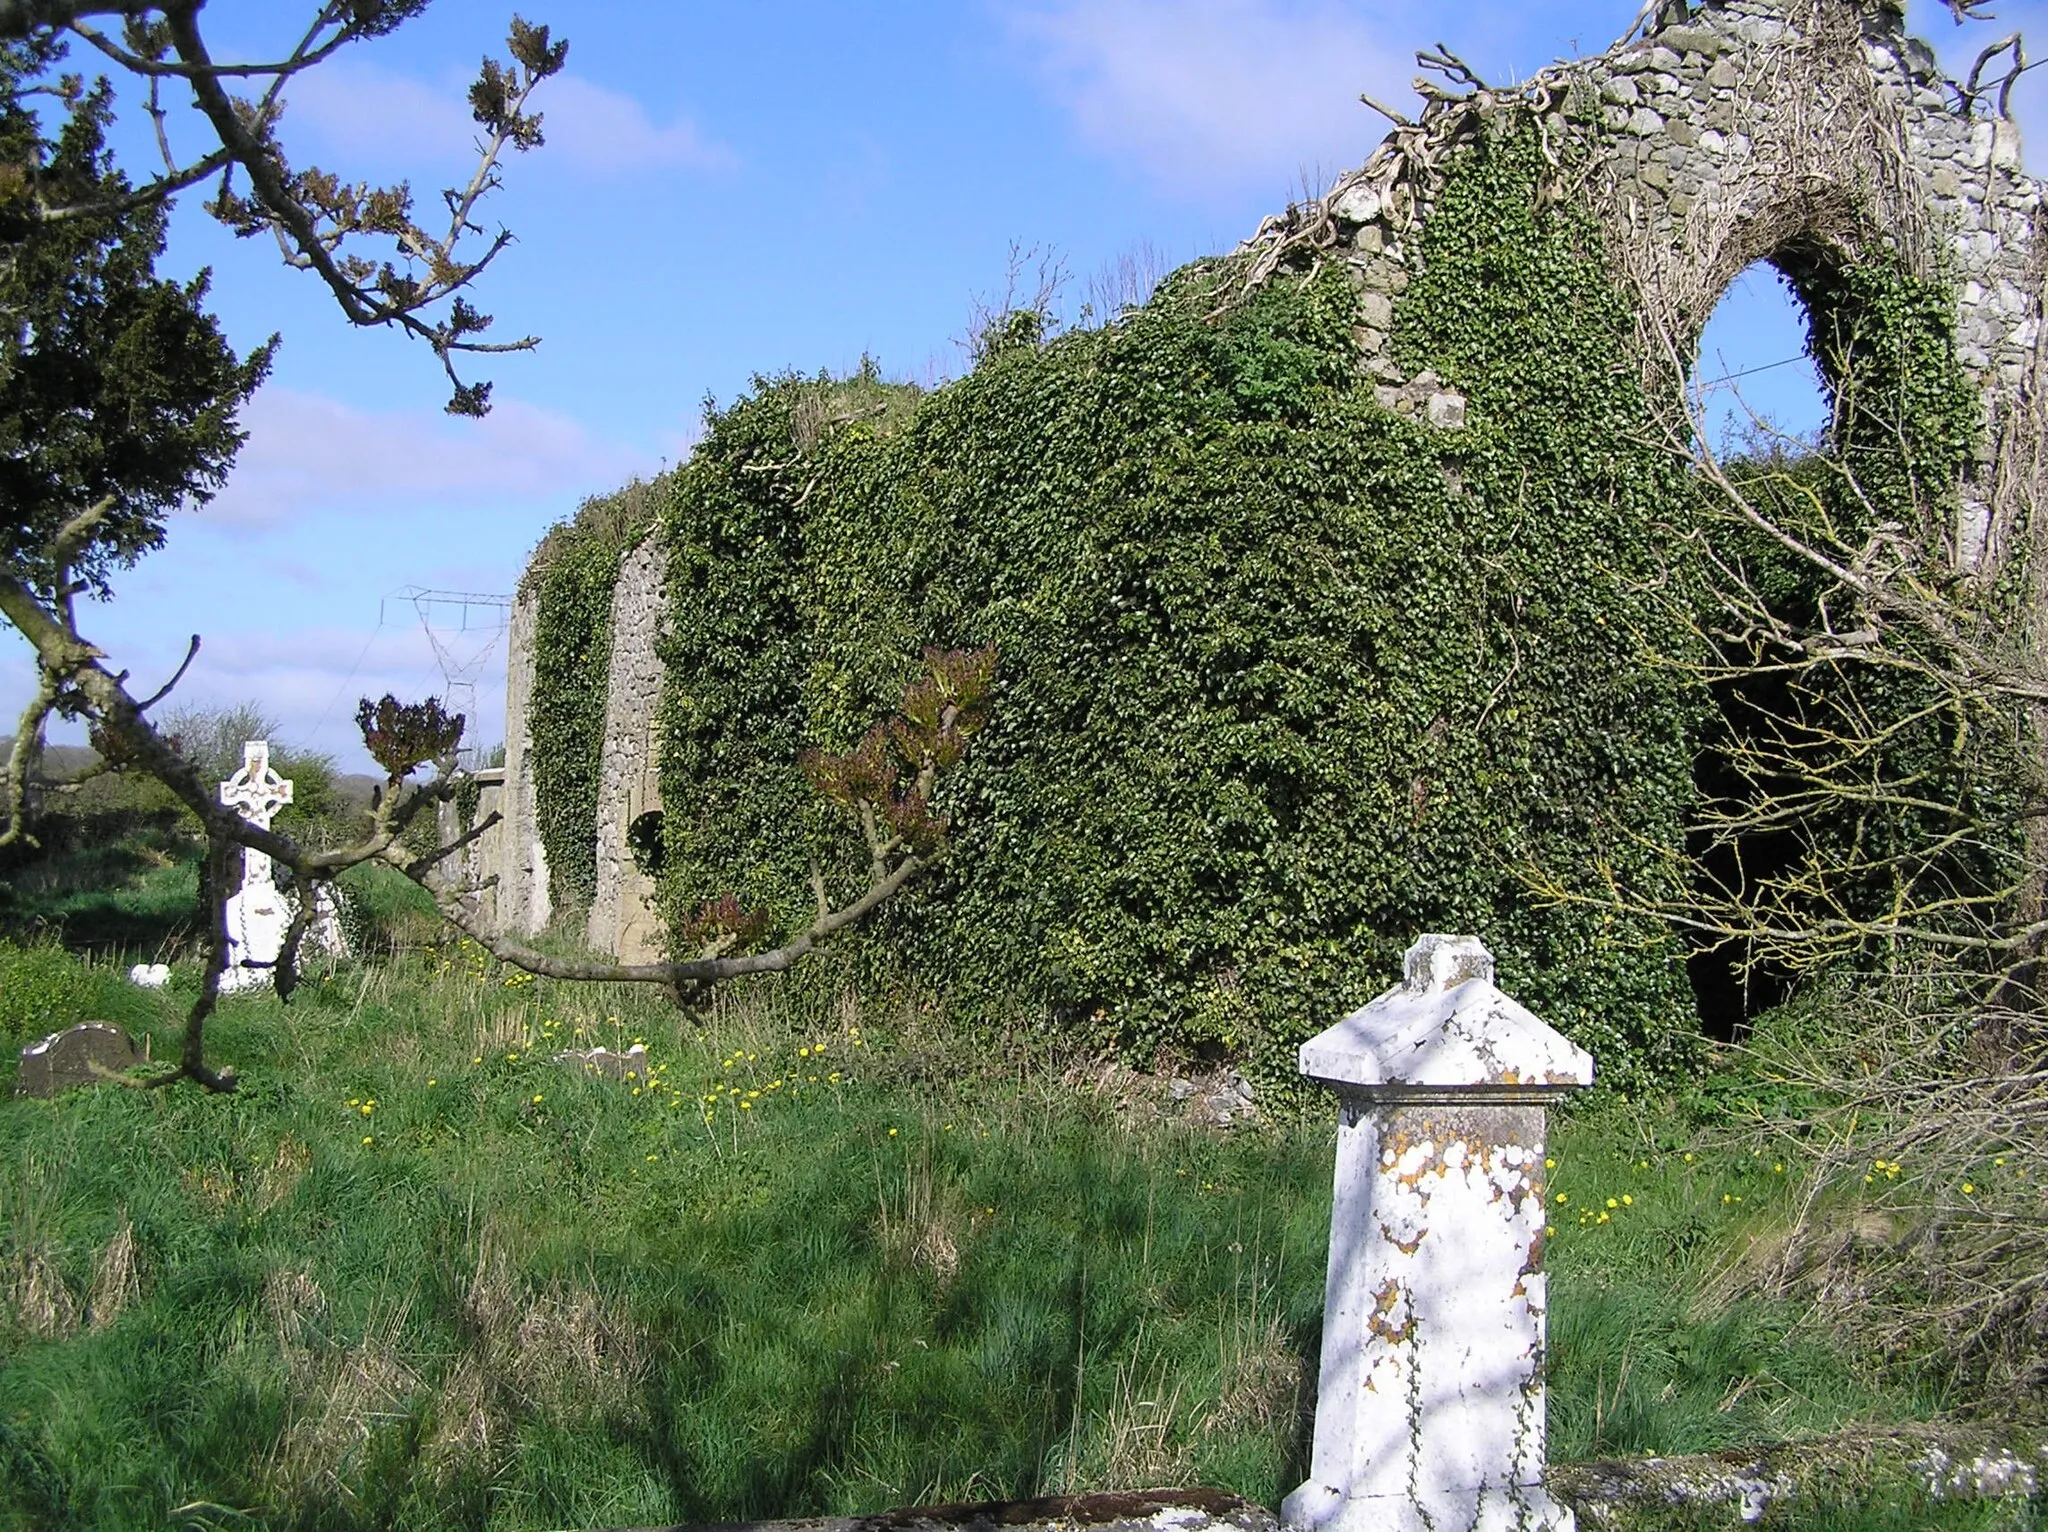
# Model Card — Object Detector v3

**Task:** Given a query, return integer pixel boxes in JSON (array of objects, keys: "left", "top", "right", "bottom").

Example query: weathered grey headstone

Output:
[{"left": 15, "top": 1023, "right": 145, "bottom": 1097}]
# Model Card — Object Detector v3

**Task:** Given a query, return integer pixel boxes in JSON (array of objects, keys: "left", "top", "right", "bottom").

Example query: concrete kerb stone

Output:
[{"left": 1282, "top": 935, "right": 1593, "bottom": 1532}]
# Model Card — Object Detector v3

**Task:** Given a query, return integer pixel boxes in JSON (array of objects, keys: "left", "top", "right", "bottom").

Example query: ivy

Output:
[
  {"left": 515, "top": 113, "right": 1995, "bottom": 1095},
  {"left": 1695, "top": 250, "right": 2016, "bottom": 988},
  {"left": 639, "top": 121, "right": 1717, "bottom": 1095},
  {"left": 1787, "top": 245, "right": 1980, "bottom": 538}
]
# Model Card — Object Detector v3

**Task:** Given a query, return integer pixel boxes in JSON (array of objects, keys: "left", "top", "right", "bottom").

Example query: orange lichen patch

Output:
[
  {"left": 1367, "top": 1278, "right": 1417, "bottom": 1346},
  {"left": 1378, "top": 1219, "right": 1427, "bottom": 1255}
]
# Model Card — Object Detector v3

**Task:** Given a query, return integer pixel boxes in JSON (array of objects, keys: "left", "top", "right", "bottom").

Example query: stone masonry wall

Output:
[
  {"left": 487, "top": 584, "right": 551, "bottom": 938},
  {"left": 1250, "top": 0, "right": 2044, "bottom": 576},
  {"left": 585, "top": 535, "right": 669, "bottom": 963}
]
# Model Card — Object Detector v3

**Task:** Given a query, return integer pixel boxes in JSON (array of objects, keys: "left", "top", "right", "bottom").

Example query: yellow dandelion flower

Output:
[
  {"left": 740, "top": 1100, "right": 752, "bottom": 1110},
  {"left": 889, "top": 1127, "right": 899, "bottom": 1137},
  {"left": 1773, "top": 1163, "right": 1784, "bottom": 1174},
  {"left": 532, "top": 1094, "right": 544, "bottom": 1104},
  {"left": 1544, "top": 1158, "right": 1556, "bottom": 1169},
  {"left": 362, "top": 1135, "right": 374, "bottom": 1145},
  {"left": 1554, "top": 1192, "right": 1568, "bottom": 1204},
  {"left": 1544, "top": 1225, "right": 1555, "bottom": 1237},
  {"left": 1596, "top": 1211, "right": 1610, "bottom": 1224},
  {"left": 1684, "top": 1152, "right": 1695, "bottom": 1163},
  {"left": 1963, "top": 1182, "right": 1976, "bottom": 1194},
  {"left": 1605, "top": 1198, "right": 1618, "bottom": 1210},
  {"left": 1621, "top": 1194, "right": 1632, "bottom": 1206},
  {"left": 427, "top": 1079, "right": 437, "bottom": 1087}
]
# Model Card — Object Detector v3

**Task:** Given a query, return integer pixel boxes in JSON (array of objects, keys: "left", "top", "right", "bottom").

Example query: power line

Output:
[{"left": 1694, "top": 354, "right": 1813, "bottom": 392}]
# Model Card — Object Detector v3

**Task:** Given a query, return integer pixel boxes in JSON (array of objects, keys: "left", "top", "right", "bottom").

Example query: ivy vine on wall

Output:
[
  {"left": 521, "top": 110, "right": 1993, "bottom": 1098},
  {"left": 525, "top": 477, "right": 667, "bottom": 913}
]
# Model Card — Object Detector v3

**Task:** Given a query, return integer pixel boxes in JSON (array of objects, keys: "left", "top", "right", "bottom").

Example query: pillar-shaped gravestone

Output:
[{"left": 1282, "top": 935, "right": 1593, "bottom": 1532}]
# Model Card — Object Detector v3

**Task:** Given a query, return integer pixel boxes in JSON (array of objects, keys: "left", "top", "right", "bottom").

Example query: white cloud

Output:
[
  {"left": 0, "top": 620, "right": 501, "bottom": 771},
  {"left": 279, "top": 61, "right": 735, "bottom": 177},
  {"left": 200, "top": 386, "right": 657, "bottom": 527},
  {"left": 278, "top": 60, "right": 472, "bottom": 165},
  {"left": 538, "top": 75, "right": 738, "bottom": 174},
  {"left": 1004, "top": 0, "right": 1413, "bottom": 196},
  {"left": 196, "top": 623, "right": 507, "bottom": 762}
]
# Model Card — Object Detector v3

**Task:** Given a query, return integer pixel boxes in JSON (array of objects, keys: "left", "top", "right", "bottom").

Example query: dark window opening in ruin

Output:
[
  {"left": 627, "top": 809, "right": 665, "bottom": 880},
  {"left": 1684, "top": 258, "right": 1830, "bottom": 1042}
]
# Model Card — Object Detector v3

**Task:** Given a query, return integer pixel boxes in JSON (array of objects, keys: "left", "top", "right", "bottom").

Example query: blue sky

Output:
[{"left": 8, "top": 0, "right": 2045, "bottom": 771}]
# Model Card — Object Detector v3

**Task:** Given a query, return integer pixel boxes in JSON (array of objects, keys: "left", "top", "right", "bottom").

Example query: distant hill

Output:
[
  {"left": 0, "top": 739, "right": 100, "bottom": 780},
  {"left": 0, "top": 738, "right": 379, "bottom": 813}
]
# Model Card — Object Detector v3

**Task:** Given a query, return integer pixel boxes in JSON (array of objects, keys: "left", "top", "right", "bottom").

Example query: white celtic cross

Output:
[{"left": 220, "top": 740, "right": 293, "bottom": 887}]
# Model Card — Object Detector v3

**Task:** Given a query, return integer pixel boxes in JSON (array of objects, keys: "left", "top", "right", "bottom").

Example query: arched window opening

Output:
[
  {"left": 1684, "top": 257, "right": 1830, "bottom": 1042},
  {"left": 1690, "top": 261, "right": 1827, "bottom": 458}
]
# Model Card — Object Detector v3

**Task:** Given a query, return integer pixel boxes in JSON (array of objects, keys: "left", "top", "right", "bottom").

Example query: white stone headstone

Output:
[
  {"left": 1282, "top": 934, "right": 1594, "bottom": 1532},
  {"left": 217, "top": 741, "right": 304, "bottom": 991},
  {"left": 214, "top": 741, "right": 349, "bottom": 987}
]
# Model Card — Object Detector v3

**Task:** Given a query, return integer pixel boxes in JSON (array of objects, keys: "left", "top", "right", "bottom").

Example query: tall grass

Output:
[{"left": 0, "top": 941, "right": 2016, "bottom": 1530}]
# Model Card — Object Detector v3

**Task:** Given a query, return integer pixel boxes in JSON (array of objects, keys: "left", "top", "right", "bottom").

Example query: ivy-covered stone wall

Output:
[
  {"left": 650, "top": 125, "right": 1707, "bottom": 1094},
  {"left": 497, "top": 0, "right": 2042, "bottom": 1093}
]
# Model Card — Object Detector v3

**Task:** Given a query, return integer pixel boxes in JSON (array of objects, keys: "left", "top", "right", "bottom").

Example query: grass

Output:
[
  {"left": 0, "top": 928, "right": 2031, "bottom": 1531},
  {"left": 0, "top": 824, "right": 2035, "bottom": 1530}
]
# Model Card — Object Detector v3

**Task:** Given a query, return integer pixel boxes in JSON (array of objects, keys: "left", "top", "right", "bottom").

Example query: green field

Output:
[{"left": 1, "top": 905, "right": 2038, "bottom": 1530}]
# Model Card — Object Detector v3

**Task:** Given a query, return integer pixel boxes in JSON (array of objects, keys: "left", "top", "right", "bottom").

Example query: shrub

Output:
[{"left": 0, "top": 938, "right": 153, "bottom": 1047}]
